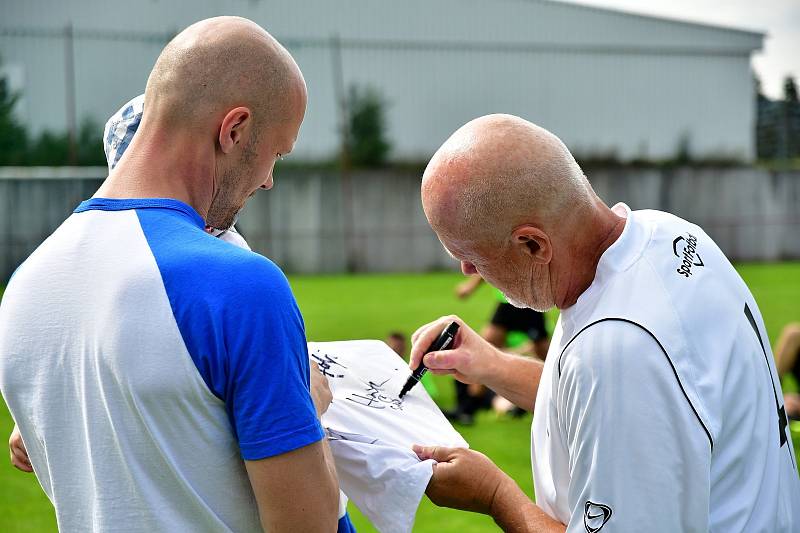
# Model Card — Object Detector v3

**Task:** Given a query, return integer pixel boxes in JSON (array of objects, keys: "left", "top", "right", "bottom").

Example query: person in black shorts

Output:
[
  {"left": 456, "top": 274, "right": 550, "bottom": 358},
  {"left": 448, "top": 275, "right": 550, "bottom": 424},
  {"left": 489, "top": 302, "right": 549, "bottom": 357}
]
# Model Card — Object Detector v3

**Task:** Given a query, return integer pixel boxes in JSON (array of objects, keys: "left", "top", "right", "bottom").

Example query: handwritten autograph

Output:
[
  {"left": 311, "top": 351, "right": 347, "bottom": 379},
  {"left": 346, "top": 378, "right": 404, "bottom": 410}
]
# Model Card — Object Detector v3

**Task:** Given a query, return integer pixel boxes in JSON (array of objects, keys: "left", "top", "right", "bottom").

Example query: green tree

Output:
[
  {"left": 756, "top": 75, "right": 778, "bottom": 160},
  {"left": 76, "top": 118, "right": 107, "bottom": 166},
  {"left": 27, "top": 130, "right": 70, "bottom": 166},
  {"left": 785, "top": 76, "right": 799, "bottom": 103},
  {"left": 0, "top": 65, "right": 28, "bottom": 165},
  {"left": 22, "top": 119, "right": 104, "bottom": 166},
  {"left": 783, "top": 76, "right": 800, "bottom": 159},
  {"left": 347, "top": 85, "right": 391, "bottom": 167}
]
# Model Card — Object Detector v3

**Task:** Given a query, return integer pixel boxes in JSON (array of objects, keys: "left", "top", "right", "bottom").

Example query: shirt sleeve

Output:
[
  {"left": 134, "top": 209, "right": 324, "bottom": 461},
  {"left": 218, "top": 260, "right": 323, "bottom": 460},
  {"left": 165, "top": 248, "right": 324, "bottom": 461},
  {"left": 557, "top": 320, "right": 711, "bottom": 533}
]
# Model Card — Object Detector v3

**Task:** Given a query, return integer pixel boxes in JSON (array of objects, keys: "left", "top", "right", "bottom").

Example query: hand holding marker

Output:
[{"left": 398, "top": 321, "right": 460, "bottom": 399}]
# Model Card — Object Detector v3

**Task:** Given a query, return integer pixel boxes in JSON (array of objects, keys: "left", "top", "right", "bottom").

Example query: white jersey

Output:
[{"left": 532, "top": 204, "right": 800, "bottom": 533}]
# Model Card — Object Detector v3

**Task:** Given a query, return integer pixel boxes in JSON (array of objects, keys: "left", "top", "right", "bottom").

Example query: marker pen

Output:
[{"left": 398, "top": 321, "right": 460, "bottom": 399}]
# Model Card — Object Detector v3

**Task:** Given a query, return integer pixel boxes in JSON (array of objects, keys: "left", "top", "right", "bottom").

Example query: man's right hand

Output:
[
  {"left": 9, "top": 424, "right": 33, "bottom": 473},
  {"left": 412, "top": 315, "right": 546, "bottom": 411},
  {"left": 410, "top": 315, "right": 501, "bottom": 385}
]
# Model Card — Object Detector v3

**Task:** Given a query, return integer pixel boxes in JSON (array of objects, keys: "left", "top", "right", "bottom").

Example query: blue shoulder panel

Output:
[{"left": 127, "top": 200, "right": 323, "bottom": 460}]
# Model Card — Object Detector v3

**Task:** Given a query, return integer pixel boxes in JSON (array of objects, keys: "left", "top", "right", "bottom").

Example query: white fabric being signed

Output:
[{"left": 312, "top": 340, "right": 468, "bottom": 533}]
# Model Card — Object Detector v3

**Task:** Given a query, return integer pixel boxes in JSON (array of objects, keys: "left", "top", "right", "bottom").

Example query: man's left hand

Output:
[
  {"left": 9, "top": 424, "right": 33, "bottom": 473},
  {"left": 310, "top": 361, "right": 333, "bottom": 418},
  {"left": 414, "top": 444, "right": 565, "bottom": 532},
  {"left": 413, "top": 444, "right": 511, "bottom": 515}
]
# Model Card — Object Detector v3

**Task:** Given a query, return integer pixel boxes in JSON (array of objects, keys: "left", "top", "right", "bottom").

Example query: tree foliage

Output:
[
  {"left": 0, "top": 58, "right": 106, "bottom": 166},
  {"left": 347, "top": 85, "right": 391, "bottom": 167},
  {"left": 757, "top": 75, "right": 800, "bottom": 161},
  {"left": 0, "top": 74, "right": 28, "bottom": 165},
  {"left": 785, "top": 76, "right": 799, "bottom": 103}
]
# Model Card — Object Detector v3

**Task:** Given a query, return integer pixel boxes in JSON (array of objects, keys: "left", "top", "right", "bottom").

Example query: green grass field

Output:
[{"left": 1, "top": 264, "right": 799, "bottom": 532}]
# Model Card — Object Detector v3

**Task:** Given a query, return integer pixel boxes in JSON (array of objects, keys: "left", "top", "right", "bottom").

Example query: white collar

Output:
[{"left": 562, "top": 203, "right": 652, "bottom": 320}]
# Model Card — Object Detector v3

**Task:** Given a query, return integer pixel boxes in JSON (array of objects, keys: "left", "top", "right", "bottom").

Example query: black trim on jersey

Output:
[
  {"left": 557, "top": 317, "right": 714, "bottom": 451},
  {"left": 743, "top": 303, "right": 792, "bottom": 463}
]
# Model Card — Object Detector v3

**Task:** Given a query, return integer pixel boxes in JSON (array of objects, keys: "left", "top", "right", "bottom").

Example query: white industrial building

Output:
[{"left": 2, "top": 0, "right": 764, "bottom": 162}]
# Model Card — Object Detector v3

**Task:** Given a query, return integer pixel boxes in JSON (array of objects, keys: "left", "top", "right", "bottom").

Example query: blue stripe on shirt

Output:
[{"left": 338, "top": 513, "right": 357, "bottom": 533}]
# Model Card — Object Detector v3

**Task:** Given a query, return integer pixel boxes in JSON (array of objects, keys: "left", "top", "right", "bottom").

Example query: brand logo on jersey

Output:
[
  {"left": 584, "top": 501, "right": 612, "bottom": 532},
  {"left": 673, "top": 233, "right": 703, "bottom": 277}
]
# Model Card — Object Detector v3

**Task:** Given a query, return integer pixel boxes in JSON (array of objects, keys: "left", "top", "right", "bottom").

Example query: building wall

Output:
[
  {"left": 0, "top": 167, "right": 797, "bottom": 282},
  {"left": 1, "top": 0, "right": 762, "bottom": 162}
]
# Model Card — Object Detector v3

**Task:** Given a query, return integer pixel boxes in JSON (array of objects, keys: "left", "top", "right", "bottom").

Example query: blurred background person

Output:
[
  {"left": 456, "top": 274, "right": 550, "bottom": 359},
  {"left": 776, "top": 323, "right": 800, "bottom": 419},
  {"left": 451, "top": 275, "right": 550, "bottom": 423}
]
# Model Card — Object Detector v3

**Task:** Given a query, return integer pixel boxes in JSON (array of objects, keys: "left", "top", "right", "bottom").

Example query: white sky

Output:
[{"left": 562, "top": 0, "right": 800, "bottom": 100}]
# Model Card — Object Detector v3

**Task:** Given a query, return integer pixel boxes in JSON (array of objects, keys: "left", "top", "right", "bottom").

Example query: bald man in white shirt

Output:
[{"left": 410, "top": 114, "right": 800, "bottom": 532}]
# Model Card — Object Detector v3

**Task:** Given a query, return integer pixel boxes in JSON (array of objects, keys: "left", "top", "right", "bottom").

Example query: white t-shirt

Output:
[
  {"left": 532, "top": 204, "right": 800, "bottom": 532},
  {"left": 0, "top": 198, "right": 325, "bottom": 532},
  {"left": 313, "top": 339, "right": 467, "bottom": 533}
]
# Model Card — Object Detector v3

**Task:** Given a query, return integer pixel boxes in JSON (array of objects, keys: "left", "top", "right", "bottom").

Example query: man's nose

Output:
[{"left": 461, "top": 261, "right": 477, "bottom": 276}]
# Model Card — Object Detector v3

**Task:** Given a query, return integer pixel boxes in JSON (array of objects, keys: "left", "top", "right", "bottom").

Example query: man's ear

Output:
[
  {"left": 218, "top": 107, "right": 252, "bottom": 154},
  {"left": 511, "top": 225, "right": 552, "bottom": 264}
]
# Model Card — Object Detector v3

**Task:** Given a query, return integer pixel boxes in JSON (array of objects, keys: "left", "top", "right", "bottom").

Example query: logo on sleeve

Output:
[
  {"left": 672, "top": 233, "right": 703, "bottom": 277},
  {"left": 584, "top": 501, "right": 612, "bottom": 532}
]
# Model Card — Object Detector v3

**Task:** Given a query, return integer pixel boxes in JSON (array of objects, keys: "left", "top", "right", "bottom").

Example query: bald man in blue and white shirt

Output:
[{"left": 1, "top": 17, "right": 354, "bottom": 533}]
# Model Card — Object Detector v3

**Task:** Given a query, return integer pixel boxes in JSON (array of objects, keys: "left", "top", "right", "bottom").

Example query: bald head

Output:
[
  {"left": 144, "top": 16, "right": 305, "bottom": 134},
  {"left": 422, "top": 114, "right": 593, "bottom": 246}
]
